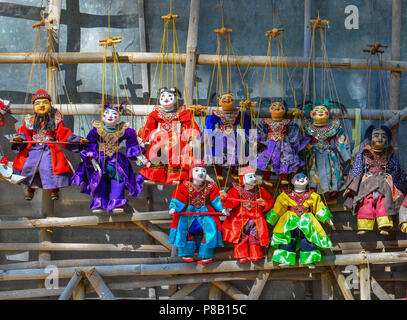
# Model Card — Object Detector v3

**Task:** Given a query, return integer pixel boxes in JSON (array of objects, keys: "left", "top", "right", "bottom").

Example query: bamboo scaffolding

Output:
[
  {"left": 58, "top": 269, "right": 84, "bottom": 300},
  {"left": 1, "top": 52, "right": 407, "bottom": 72},
  {"left": 212, "top": 281, "right": 248, "bottom": 300}
]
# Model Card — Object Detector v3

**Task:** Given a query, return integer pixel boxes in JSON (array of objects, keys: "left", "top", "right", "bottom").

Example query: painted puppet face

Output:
[
  {"left": 243, "top": 172, "right": 257, "bottom": 186},
  {"left": 292, "top": 173, "right": 309, "bottom": 189},
  {"left": 103, "top": 108, "right": 120, "bottom": 127},
  {"left": 159, "top": 91, "right": 176, "bottom": 110},
  {"left": 192, "top": 167, "right": 207, "bottom": 183},
  {"left": 311, "top": 105, "right": 329, "bottom": 123},
  {"left": 269, "top": 102, "right": 286, "bottom": 120},
  {"left": 219, "top": 94, "right": 235, "bottom": 112},
  {"left": 371, "top": 129, "right": 388, "bottom": 150},
  {"left": 33, "top": 98, "right": 52, "bottom": 116}
]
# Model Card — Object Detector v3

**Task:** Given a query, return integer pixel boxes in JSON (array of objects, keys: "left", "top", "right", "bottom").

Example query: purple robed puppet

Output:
[{"left": 72, "top": 105, "right": 146, "bottom": 213}]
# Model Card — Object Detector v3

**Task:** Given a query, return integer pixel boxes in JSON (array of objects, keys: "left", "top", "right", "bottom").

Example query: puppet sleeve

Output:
[
  {"left": 12, "top": 125, "right": 29, "bottom": 153},
  {"left": 138, "top": 112, "right": 158, "bottom": 142},
  {"left": 260, "top": 188, "right": 274, "bottom": 213},
  {"left": 335, "top": 126, "right": 351, "bottom": 163},
  {"left": 345, "top": 150, "right": 364, "bottom": 193},
  {"left": 265, "top": 193, "right": 288, "bottom": 226},
  {"left": 169, "top": 183, "right": 189, "bottom": 213},
  {"left": 208, "top": 184, "right": 224, "bottom": 212},
  {"left": 221, "top": 187, "right": 241, "bottom": 209},
  {"left": 311, "top": 192, "right": 332, "bottom": 223},
  {"left": 390, "top": 153, "right": 407, "bottom": 194},
  {"left": 124, "top": 127, "right": 145, "bottom": 160},
  {"left": 287, "top": 122, "right": 311, "bottom": 153}
]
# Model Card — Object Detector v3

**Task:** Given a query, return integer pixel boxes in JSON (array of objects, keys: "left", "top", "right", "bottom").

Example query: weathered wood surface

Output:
[
  {"left": 58, "top": 269, "right": 84, "bottom": 300},
  {"left": 359, "top": 264, "right": 371, "bottom": 300},
  {"left": 247, "top": 271, "right": 270, "bottom": 300},
  {"left": 321, "top": 273, "right": 334, "bottom": 300},
  {"left": 212, "top": 282, "right": 248, "bottom": 300},
  {"left": 85, "top": 268, "right": 116, "bottom": 300},
  {"left": 169, "top": 283, "right": 201, "bottom": 300},
  {"left": 371, "top": 276, "right": 394, "bottom": 300},
  {"left": 330, "top": 267, "right": 354, "bottom": 300}
]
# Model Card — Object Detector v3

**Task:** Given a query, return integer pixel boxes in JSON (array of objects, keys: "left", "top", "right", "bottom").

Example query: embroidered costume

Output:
[
  {"left": 221, "top": 182, "right": 274, "bottom": 262},
  {"left": 257, "top": 118, "right": 310, "bottom": 176},
  {"left": 344, "top": 145, "right": 407, "bottom": 231},
  {"left": 304, "top": 118, "right": 351, "bottom": 193},
  {"left": 72, "top": 118, "right": 144, "bottom": 213},
  {"left": 266, "top": 190, "right": 333, "bottom": 265},
  {"left": 137, "top": 105, "right": 200, "bottom": 184},
  {"left": 168, "top": 180, "right": 224, "bottom": 260}
]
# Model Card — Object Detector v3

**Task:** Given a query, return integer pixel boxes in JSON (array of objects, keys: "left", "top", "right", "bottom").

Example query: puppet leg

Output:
[
  {"left": 357, "top": 193, "right": 375, "bottom": 232},
  {"left": 375, "top": 194, "right": 393, "bottom": 234},
  {"left": 178, "top": 219, "right": 201, "bottom": 261},
  {"left": 166, "top": 166, "right": 188, "bottom": 185},
  {"left": 272, "top": 230, "right": 297, "bottom": 266},
  {"left": 25, "top": 187, "right": 36, "bottom": 201},
  {"left": 108, "top": 179, "right": 127, "bottom": 213},
  {"left": 299, "top": 231, "right": 321, "bottom": 265},
  {"left": 90, "top": 177, "right": 109, "bottom": 212},
  {"left": 234, "top": 236, "right": 249, "bottom": 262}
]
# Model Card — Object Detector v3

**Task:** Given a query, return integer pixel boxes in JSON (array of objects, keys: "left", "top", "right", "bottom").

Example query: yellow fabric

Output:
[
  {"left": 272, "top": 192, "right": 327, "bottom": 237},
  {"left": 358, "top": 216, "right": 393, "bottom": 231}
]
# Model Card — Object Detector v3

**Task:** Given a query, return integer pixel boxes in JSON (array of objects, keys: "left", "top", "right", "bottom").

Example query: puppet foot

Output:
[
  {"left": 181, "top": 256, "right": 195, "bottom": 263},
  {"left": 379, "top": 230, "right": 390, "bottom": 236},
  {"left": 280, "top": 180, "right": 289, "bottom": 185},
  {"left": 239, "top": 258, "right": 249, "bottom": 263},
  {"left": 197, "top": 258, "right": 213, "bottom": 265},
  {"left": 25, "top": 191, "right": 35, "bottom": 201},
  {"left": 357, "top": 230, "right": 368, "bottom": 235},
  {"left": 263, "top": 180, "right": 273, "bottom": 187},
  {"left": 307, "top": 264, "right": 316, "bottom": 269},
  {"left": 50, "top": 191, "right": 59, "bottom": 201},
  {"left": 92, "top": 209, "right": 104, "bottom": 214},
  {"left": 112, "top": 207, "right": 124, "bottom": 214}
]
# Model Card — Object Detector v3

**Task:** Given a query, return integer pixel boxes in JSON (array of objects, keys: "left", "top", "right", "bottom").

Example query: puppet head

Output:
[
  {"left": 218, "top": 93, "right": 235, "bottom": 113},
  {"left": 190, "top": 160, "right": 207, "bottom": 184},
  {"left": 364, "top": 125, "right": 392, "bottom": 152},
  {"left": 239, "top": 166, "right": 257, "bottom": 186},
  {"left": 269, "top": 100, "right": 287, "bottom": 121},
  {"left": 158, "top": 87, "right": 181, "bottom": 112},
  {"left": 291, "top": 173, "right": 309, "bottom": 191},
  {"left": 31, "top": 89, "right": 57, "bottom": 132},
  {"left": 103, "top": 105, "right": 124, "bottom": 127},
  {"left": 300, "top": 99, "right": 346, "bottom": 126}
]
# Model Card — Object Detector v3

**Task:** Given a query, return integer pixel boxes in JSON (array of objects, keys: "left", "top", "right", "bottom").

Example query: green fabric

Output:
[
  {"left": 266, "top": 209, "right": 280, "bottom": 226},
  {"left": 352, "top": 108, "right": 361, "bottom": 148},
  {"left": 271, "top": 213, "right": 333, "bottom": 250},
  {"left": 272, "top": 249, "right": 296, "bottom": 266},
  {"left": 315, "top": 206, "right": 332, "bottom": 223},
  {"left": 300, "top": 250, "right": 322, "bottom": 265}
]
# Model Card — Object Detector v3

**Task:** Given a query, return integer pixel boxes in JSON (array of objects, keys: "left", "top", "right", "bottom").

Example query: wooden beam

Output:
[
  {"left": 209, "top": 283, "right": 222, "bottom": 300},
  {"left": 0, "top": 287, "right": 64, "bottom": 300},
  {"left": 330, "top": 267, "right": 354, "bottom": 300},
  {"left": 137, "top": 0, "right": 149, "bottom": 101},
  {"left": 321, "top": 273, "right": 334, "bottom": 300},
  {"left": 73, "top": 279, "right": 86, "bottom": 300},
  {"left": 359, "top": 264, "right": 371, "bottom": 300},
  {"left": 85, "top": 268, "right": 116, "bottom": 300},
  {"left": 371, "top": 276, "right": 394, "bottom": 300},
  {"left": 58, "top": 269, "right": 84, "bottom": 300},
  {"left": 212, "top": 281, "right": 248, "bottom": 300},
  {"left": 247, "top": 271, "right": 270, "bottom": 300},
  {"left": 169, "top": 283, "right": 201, "bottom": 300},
  {"left": 132, "top": 220, "right": 172, "bottom": 251}
]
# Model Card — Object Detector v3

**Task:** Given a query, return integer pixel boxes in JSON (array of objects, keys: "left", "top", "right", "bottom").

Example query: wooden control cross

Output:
[
  {"left": 161, "top": 13, "right": 179, "bottom": 22},
  {"left": 99, "top": 36, "right": 122, "bottom": 47},
  {"left": 240, "top": 85, "right": 258, "bottom": 110},
  {"left": 308, "top": 14, "right": 330, "bottom": 30},
  {"left": 363, "top": 43, "right": 387, "bottom": 55},
  {"left": 265, "top": 28, "right": 284, "bottom": 39}
]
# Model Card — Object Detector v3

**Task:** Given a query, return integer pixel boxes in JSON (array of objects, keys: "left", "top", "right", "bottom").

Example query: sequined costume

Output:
[{"left": 168, "top": 181, "right": 224, "bottom": 259}]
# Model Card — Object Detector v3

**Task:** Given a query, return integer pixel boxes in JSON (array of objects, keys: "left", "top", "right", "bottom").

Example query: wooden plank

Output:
[
  {"left": 321, "top": 273, "right": 334, "bottom": 300},
  {"left": 169, "top": 283, "right": 201, "bottom": 300},
  {"left": 371, "top": 277, "right": 394, "bottom": 300},
  {"left": 58, "top": 269, "right": 83, "bottom": 300},
  {"left": 85, "top": 268, "right": 115, "bottom": 300},
  {"left": 133, "top": 220, "right": 172, "bottom": 251},
  {"left": 247, "top": 271, "right": 270, "bottom": 300},
  {"left": 209, "top": 283, "right": 222, "bottom": 300},
  {"left": 212, "top": 282, "right": 248, "bottom": 300},
  {"left": 359, "top": 264, "right": 371, "bottom": 300},
  {"left": 0, "top": 287, "right": 64, "bottom": 300},
  {"left": 0, "top": 243, "right": 169, "bottom": 253},
  {"left": 332, "top": 240, "right": 407, "bottom": 252},
  {"left": 73, "top": 279, "right": 85, "bottom": 300},
  {"left": 330, "top": 267, "right": 354, "bottom": 300}
]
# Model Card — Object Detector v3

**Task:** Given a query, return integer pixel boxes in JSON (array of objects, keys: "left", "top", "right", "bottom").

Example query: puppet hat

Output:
[
  {"left": 239, "top": 166, "right": 256, "bottom": 184},
  {"left": 32, "top": 89, "right": 52, "bottom": 104}
]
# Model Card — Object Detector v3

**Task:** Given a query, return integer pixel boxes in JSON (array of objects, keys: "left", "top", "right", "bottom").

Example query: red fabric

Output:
[
  {"left": 249, "top": 245, "right": 263, "bottom": 260},
  {"left": 12, "top": 120, "right": 73, "bottom": 175},
  {"left": 169, "top": 181, "right": 222, "bottom": 231},
  {"left": 0, "top": 156, "right": 8, "bottom": 164},
  {"left": 139, "top": 166, "right": 167, "bottom": 183},
  {"left": 138, "top": 106, "right": 200, "bottom": 170},
  {"left": 221, "top": 187, "right": 274, "bottom": 247},
  {"left": 32, "top": 89, "right": 51, "bottom": 103}
]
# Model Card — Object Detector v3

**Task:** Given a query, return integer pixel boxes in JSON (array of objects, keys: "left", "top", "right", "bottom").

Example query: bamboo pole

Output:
[
  {"left": 85, "top": 268, "right": 116, "bottom": 300},
  {"left": 137, "top": 0, "right": 149, "bottom": 101},
  {"left": 359, "top": 264, "right": 371, "bottom": 300},
  {"left": 0, "top": 243, "right": 168, "bottom": 252},
  {"left": 169, "top": 283, "right": 201, "bottom": 300},
  {"left": 330, "top": 267, "right": 354, "bottom": 300},
  {"left": 371, "top": 276, "right": 394, "bottom": 300},
  {"left": 212, "top": 281, "right": 248, "bottom": 300},
  {"left": 321, "top": 273, "right": 334, "bottom": 300},
  {"left": 184, "top": 0, "right": 200, "bottom": 106},
  {"left": 247, "top": 271, "right": 270, "bottom": 300},
  {"left": 0, "top": 287, "right": 65, "bottom": 300},
  {"left": 73, "top": 279, "right": 86, "bottom": 300},
  {"left": 132, "top": 220, "right": 172, "bottom": 251},
  {"left": 2, "top": 52, "right": 407, "bottom": 72},
  {"left": 1, "top": 252, "right": 406, "bottom": 281},
  {"left": 302, "top": 0, "right": 311, "bottom": 101},
  {"left": 209, "top": 284, "right": 222, "bottom": 300},
  {"left": 58, "top": 269, "right": 84, "bottom": 300}
]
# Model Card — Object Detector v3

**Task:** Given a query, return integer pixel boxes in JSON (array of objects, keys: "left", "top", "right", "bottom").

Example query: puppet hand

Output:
[
  {"left": 136, "top": 155, "right": 148, "bottom": 166},
  {"left": 257, "top": 198, "right": 266, "bottom": 206},
  {"left": 291, "top": 109, "right": 304, "bottom": 117},
  {"left": 343, "top": 188, "right": 352, "bottom": 198},
  {"left": 222, "top": 208, "right": 230, "bottom": 216},
  {"left": 79, "top": 138, "right": 88, "bottom": 145},
  {"left": 169, "top": 208, "right": 176, "bottom": 215},
  {"left": 327, "top": 219, "right": 334, "bottom": 227},
  {"left": 401, "top": 222, "right": 407, "bottom": 234},
  {"left": 13, "top": 136, "right": 23, "bottom": 143},
  {"left": 219, "top": 190, "right": 227, "bottom": 200}
]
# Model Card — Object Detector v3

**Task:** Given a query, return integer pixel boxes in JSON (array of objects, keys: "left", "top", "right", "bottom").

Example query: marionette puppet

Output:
[
  {"left": 137, "top": 87, "right": 200, "bottom": 186},
  {"left": 72, "top": 104, "right": 146, "bottom": 214},
  {"left": 204, "top": 93, "right": 251, "bottom": 181},
  {"left": 266, "top": 173, "right": 333, "bottom": 266},
  {"left": 302, "top": 100, "right": 351, "bottom": 201},
  {"left": 221, "top": 166, "right": 274, "bottom": 263},
  {"left": 257, "top": 100, "right": 310, "bottom": 185},
  {"left": 11, "top": 89, "right": 87, "bottom": 200},
  {"left": 343, "top": 125, "right": 407, "bottom": 235},
  {"left": 168, "top": 161, "right": 228, "bottom": 264},
  {"left": 399, "top": 197, "right": 407, "bottom": 234}
]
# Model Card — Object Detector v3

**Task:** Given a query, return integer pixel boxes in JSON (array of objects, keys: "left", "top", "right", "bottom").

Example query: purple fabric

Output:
[
  {"left": 72, "top": 126, "right": 145, "bottom": 208},
  {"left": 12, "top": 133, "right": 81, "bottom": 189},
  {"left": 257, "top": 121, "right": 310, "bottom": 174}
]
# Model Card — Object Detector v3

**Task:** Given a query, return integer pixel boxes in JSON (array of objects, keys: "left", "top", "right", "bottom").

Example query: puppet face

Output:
[
  {"left": 311, "top": 105, "right": 329, "bottom": 124},
  {"left": 192, "top": 167, "right": 207, "bottom": 183},
  {"left": 159, "top": 91, "right": 176, "bottom": 110},
  {"left": 243, "top": 172, "right": 257, "bottom": 186},
  {"left": 292, "top": 173, "right": 308, "bottom": 189},
  {"left": 103, "top": 108, "right": 120, "bottom": 127},
  {"left": 219, "top": 94, "right": 235, "bottom": 112},
  {"left": 269, "top": 102, "right": 286, "bottom": 120},
  {"left": 33, "top": 98, "right": 52, "bottom": 116},
  {"left": 371, "top": 129, "right": 387, "bottom": 150}
]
